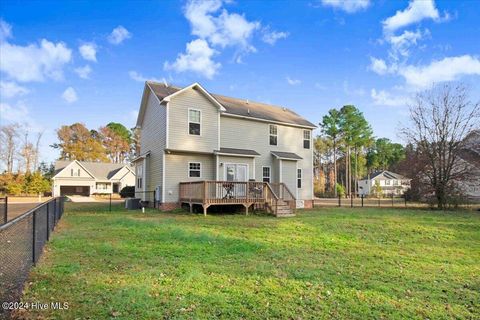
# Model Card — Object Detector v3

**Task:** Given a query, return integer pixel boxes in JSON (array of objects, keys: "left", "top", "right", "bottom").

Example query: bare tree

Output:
[
  {"left": 0, "top": 123, "right": 21, "bottom": 173},
  {"left": 19, "top": 132, "right": 36, "bottom": 173},
  {"left": 33, "top": 131, "right": 44, "bottom": 171},
  {"left": 400, "top": 83, "right": 480, "bottom": 209}
]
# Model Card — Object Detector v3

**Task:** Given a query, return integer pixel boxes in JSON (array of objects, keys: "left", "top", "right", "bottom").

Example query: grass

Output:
[{"left": 18, "top": 203, "right": 480, "bottom": 319}]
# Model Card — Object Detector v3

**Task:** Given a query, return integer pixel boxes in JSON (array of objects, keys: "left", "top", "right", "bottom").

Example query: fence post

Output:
[
  {"left": 46, "top": 201, "right": 50, "bottom": 240},
  {"left": 338, "top": 195, "right": 341, "bottom": 207},
  {"left": 361, "top": 194, "right": 364, "bottom": 207},
  {"left": 109, "top": 193, "right": 112, "bottom": 212},
  {"left": 153, "top": 190, "right": 156, "bottom": 209},
  {"left": 392, "top": 194, "right": 394, "bottom": 207},
  {"left": 350, "top": 195, "right": 353, "bottom": 208},
  {"left": 32, "top": 210, "right": 36, "bottom": 264},
  {"left": 405, "top": 196, "right": 407, "bottom": 207},
  {"left": 3, "top": 196, "right": 7, "bottom": 224},
  {"left": 378, "top": 197, "right": 380, "bottom": 207}
]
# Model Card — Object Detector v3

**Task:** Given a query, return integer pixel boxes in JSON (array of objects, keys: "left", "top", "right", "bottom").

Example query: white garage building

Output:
[{"left": 52, "top": 160, "right": 135, "bottom": 197}]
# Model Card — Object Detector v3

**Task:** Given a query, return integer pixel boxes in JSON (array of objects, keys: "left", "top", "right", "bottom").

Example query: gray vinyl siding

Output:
[
  {"left": 220, "top": 116, "right": 313, "bottom": 200},
  {"left": 139, "top": 91, "right": 166, "bottom": 193},
  {"left": 164, "top": 153, "right": 215, "bottom": 202},
  {"left": 168, "top": 89, "right": 220, "bottom": 153}
]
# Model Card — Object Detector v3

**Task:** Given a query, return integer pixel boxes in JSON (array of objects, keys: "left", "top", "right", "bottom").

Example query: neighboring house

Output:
[
  {"left": 52, "top": 160, "right": 135, "bottom": 197},
  {"left": 458, "top": 130, "right": 480, "bottom": 201},
  {"left": 134, "top": 82, "right": 316, "bottom": 215},
  {"left": 357, "top": 170, "right": 411, "bottom": 197}
]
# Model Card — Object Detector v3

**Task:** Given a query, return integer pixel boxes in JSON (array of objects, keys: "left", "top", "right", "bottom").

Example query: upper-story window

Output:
[
  {"left": 303, "top": 130, "right": 311, "bottom": 149},
  {"left": 385, "top": 180, "right": 391, "bottom": 186},
  {"left": 262, "top": 166, "right": 271, "bottom": 183},
  {"left": 71, "top": 168, "right": 81, "bottom": 177},
  {"left": 269, "top": 125, "right": 278, "bottom": 145},
  {"left": 189, "top": 162, "right": 201, "bottom": 177},
  {"left": 188, "top": 109, "right": 201, "bottom": 135}
]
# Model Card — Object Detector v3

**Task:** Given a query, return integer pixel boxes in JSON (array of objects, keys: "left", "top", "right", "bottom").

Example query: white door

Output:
[{"left": 225, "top": 164, "right": 248, "bottom": 197}]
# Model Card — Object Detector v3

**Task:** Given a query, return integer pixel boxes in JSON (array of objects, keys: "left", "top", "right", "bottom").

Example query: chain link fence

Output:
[
  {"left": 0, "top": 197, "right": 65, "bottom": 317},
  {"left": 0, "top": 197, "right": 6, "bottom": 225},
  {"left": 314, "top": 195, "right": 408, "bottom": 208}
]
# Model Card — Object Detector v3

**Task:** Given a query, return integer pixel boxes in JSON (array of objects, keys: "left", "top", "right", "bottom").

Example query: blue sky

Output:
[{"left": 1, "top": 0, "right": 480, "bottom": 165}]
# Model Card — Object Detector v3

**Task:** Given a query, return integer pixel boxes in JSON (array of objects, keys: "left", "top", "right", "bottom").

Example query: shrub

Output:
[
  {"left": 120, "top": 186, "right": 135, "bottom": 198},
  {"left": 335, "top": 183, "right": 345, "bottom": 197}
]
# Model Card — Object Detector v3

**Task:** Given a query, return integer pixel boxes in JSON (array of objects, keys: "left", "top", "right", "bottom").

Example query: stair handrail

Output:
[
  {"left": 279, "top": 183, "right": 296, "bottom": 213},
  {"left": 264, "top": 182, "right": 279, "bottom": 214}
]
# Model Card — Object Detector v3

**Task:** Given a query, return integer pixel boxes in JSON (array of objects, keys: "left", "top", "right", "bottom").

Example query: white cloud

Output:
[
  {"left": 74, "top": 65, "right": 92, "bottom": 79},
  {"left": 262, "top": 28, "right": 289, "bottom": 45},
  {"left": 320, "top": 0, "right": 370, "bottom": 13},
  {"left": 371, "top": 89, "right": 410, "bottom": 107},
  {"left": 382, "top": 0, "right": 447, "bottom": 33},
  {"left": 128, "top": 70, "right": 166, "bottom": 83},
  {"left": 62, "top": 87, "right": 78, "bottom": 103},
  {"left": 164, "top": 39, "right": 221, "bottom": 79},
  {"left": 369, "top": 57, "right": 390, "bottom": 75},
  {"left": 185, "top": 0, "right": 260, "bottom": 52},
  {"left": 108, "top": 26, "right": 132, "bottom": 45},
  {"left": 0, "top": 19, "right": 12, "bottom": 41},
  {"left": 0, "top": 102, "right": 29, "bottom": 121},
  {"left": 398, "top": 55, "right": 480, "bottom": 88},
  {"left": 0, "top": 81, "right": 29, "bottom": 98},
  {"left": 0, "top": 39, "right": 72, "bottom": 82},
  {"left": 387, "top": 29, "right": 427, "bottom": 59},
  {"left": 79, "top": 43, "right": 97, "bottom": 62},
  {"left": 286, "top": 76, "right": 301, "bottom": 86}
]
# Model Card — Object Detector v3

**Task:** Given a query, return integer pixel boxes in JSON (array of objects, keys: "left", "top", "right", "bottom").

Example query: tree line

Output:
[
  {"left": 51, "top": 122, "right": 139, "bottom": 163},
  {"left": 314, "top": 83, "right": 479, "bottom": 209},
  {"left": 314, "top": 105, "right": 406, "bottom": 197},
  {"left": 0, "top": 121, "right": 139, "bottom": 196}
]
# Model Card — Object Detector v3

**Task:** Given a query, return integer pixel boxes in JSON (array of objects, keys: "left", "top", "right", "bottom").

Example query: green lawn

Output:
[{"left": 19, "top": 204, "right": 480, "bottom": 319}]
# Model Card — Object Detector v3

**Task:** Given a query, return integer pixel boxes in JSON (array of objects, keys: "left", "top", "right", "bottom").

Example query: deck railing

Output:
[
  {"left": 180, "top": 181, "right": 267, "bottom": 205},
  {"left": 179, "top": 181, "right": 295, "bottom": 215}
]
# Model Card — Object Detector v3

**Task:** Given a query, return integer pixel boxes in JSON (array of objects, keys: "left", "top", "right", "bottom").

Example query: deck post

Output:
[
  {"left": 202, "top": 204, "right": 209, "bottom": 216},
  {"left": 244, "top": 203, "right": 249, "bottom": 215}
]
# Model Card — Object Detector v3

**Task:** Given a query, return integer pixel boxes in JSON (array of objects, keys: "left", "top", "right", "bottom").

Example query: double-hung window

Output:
[
  {"left": 189, "top": 162, "right": 201, "bottom": 177},
  {"left": 136, "top": 165, "right": 143, "bottom": 188},
  {"left": 262, "top": 167, "right": 271, "bottom": 183},
  {"left": 303, "top": 130, "right": 311, "bottom": 149},
  {"left": 297, "top": 169, "right": 302, "bottom": 188},
  {"left": 188, "top": 109, "right": 201, "bottom": 135},
  {"left": 269, "top": 125, "right": 278, "bottom": 146}
]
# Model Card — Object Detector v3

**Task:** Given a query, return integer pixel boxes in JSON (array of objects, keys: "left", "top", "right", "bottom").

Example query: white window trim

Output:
[
  {"left": 188, "top": 161, "right": 202, "bottom": 178},
  {"left": 188, "top": 108, "right": 202, "bottom": 136},
  {"left": 297, "top": 168, "right": 302, "bottom": 189},
  {"left": 269, "top": 124, "right": 278, "bottom": 146},
  {"left": 262, "top": 166, "right": 271, "bottom": 183},
  {"left": 303, "top": 130, "right": 311, "bottom": 149}
]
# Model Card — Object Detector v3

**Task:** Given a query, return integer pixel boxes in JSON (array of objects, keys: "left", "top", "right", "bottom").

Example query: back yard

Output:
[{"left": 18, "top": 204, "right": 480, "bottom": 319}]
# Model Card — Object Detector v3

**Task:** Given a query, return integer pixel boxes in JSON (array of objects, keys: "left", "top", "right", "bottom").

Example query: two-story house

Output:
[
  {"left": 134, "top": 82, "right": 316, "bottom": 216},
  {"left": 357, "top": 170, "right": 411, "bottom": 197}
]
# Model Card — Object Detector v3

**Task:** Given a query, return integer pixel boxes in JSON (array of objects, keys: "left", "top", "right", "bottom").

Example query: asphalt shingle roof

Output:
[
  {"left": 54, "top": 161, "right": 131, "bottom": 180},
  {"left": 215, "top": 148, "right": 260, "bottom": 156},
  {"left": 147, "top": 82, "right": 317, "bottom": 128},
  {"left": 271, "top": 151, "right": 303, "bottom": 160}
]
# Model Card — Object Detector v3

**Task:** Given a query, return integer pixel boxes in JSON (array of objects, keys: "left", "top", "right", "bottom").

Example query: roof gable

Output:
[{"left": 53, "top": 161, "right": 133, "bottom": 180}]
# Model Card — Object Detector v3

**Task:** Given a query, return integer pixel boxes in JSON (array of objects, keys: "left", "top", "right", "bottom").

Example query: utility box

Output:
[{"left": 125, "top": 198, "right": 141, "bottom": 210}]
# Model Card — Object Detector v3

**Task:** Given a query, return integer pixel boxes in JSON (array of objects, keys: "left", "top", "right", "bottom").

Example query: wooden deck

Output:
[{"left": 179, "top": 181, "right": 296, "bottom": 216}]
